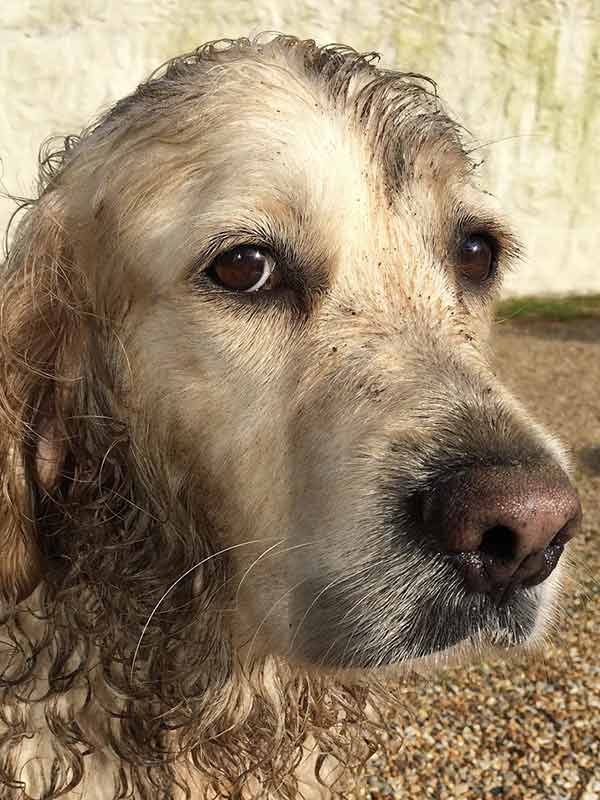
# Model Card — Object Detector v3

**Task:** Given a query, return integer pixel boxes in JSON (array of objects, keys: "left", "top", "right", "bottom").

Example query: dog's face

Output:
[{"left": 9, "top": 41, "right": 580, "bottom": 673}]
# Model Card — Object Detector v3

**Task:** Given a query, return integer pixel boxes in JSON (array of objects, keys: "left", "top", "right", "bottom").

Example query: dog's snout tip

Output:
[{"left": 419, "top": 465, "right": 582, "bottom": 599}]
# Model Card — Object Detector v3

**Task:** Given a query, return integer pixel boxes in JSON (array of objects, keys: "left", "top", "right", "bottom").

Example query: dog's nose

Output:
[{"left": 420, "top": 466, "right": 582, "bottom": 602}]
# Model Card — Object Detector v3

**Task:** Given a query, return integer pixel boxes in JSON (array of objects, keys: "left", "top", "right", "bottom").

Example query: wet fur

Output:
[{"left": 0, "top": 35, "right": 571, "bottom": 798}]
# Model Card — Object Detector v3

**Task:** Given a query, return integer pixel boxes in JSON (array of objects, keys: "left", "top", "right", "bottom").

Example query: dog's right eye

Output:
[{"left": 207, "top": 246, "right": 281, "bottom": 293}]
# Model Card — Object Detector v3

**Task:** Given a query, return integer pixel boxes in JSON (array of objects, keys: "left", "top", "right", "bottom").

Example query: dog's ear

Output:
[
  {"left": 0, "top": 191, "right": 78, "bottom": 604},
  {"left": 0, "top": 446, "right": 46, "bottom": 604}
]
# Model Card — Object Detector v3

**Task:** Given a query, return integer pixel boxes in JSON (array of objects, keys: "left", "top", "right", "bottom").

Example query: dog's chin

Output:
[{"left": 295, "top": 582, "right": 554, "bottom": 674}]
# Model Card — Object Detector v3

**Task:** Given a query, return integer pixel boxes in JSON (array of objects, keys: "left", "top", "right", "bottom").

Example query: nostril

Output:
[
  {"left": 551, "top": 521, "right": 576, "bottom": 549},
  {"left": 479, "top": 525, "right": 518, "bottom": 562}
]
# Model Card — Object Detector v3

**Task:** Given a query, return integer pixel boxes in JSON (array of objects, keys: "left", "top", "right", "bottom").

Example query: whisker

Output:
[
  {"left": 233, "top": 539, "right": 285, "bottom": 607},
  {"left": 288, "top": 559, "right": 384, "bottom": 655},
  {"left": 130, "top": 538, "right": 275, "bottom": 679},
  {"left": 465, "top": 132, "right": 543, "bottom": 155},
  {"left": 242, "top": 577, "right": 311, "bottom": 671},
  {"left": 233, "top": 540, "right": 316, "bottom": 608}
]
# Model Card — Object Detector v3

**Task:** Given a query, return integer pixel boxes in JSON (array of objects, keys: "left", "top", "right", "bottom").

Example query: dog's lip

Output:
[
  {"left": 293, "top": 567, "right": 542, "bottom": 669},
  {"left": 313, "top": 612, "right": 534, "bottom": 669}
]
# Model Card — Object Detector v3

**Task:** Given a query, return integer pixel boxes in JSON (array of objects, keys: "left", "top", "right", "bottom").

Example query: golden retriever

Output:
[{"left": 0, "top": 34, "right": 581, "bottom": 799}]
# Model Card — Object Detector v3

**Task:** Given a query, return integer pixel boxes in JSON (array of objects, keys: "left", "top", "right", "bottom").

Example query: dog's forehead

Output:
[
  {"left": 181, "top": 75, "right": 478, "bottom": 292},
  {"left": 194, "top": 60, "right": 472, "bottom": 208},
  {"left": 195, "top": 74, "right": 465, "bottom": 210}
]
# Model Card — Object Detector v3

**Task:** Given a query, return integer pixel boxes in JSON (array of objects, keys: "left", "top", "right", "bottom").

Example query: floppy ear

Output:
[{"left": 0, "top": 191, "right": 78, "bottom": 604}]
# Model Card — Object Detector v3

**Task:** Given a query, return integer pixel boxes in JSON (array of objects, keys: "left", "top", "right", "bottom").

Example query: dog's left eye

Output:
[
  {"left": 458, "top": 234, "right": 496, "bottom": 285},
  {"left": 208, "top": 246, "right": 281, "bottom": 292}
]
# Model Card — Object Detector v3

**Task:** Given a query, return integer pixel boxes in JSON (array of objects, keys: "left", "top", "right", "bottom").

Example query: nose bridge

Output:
[
  {"left": 333, "top": 196, "right": 458, "bottom": 322},
  {"left": 315, "top": 273, "right": 556, "bottom": 474},
  {"left": 397, "top": 336, "right": 554, "bottom": 474}
]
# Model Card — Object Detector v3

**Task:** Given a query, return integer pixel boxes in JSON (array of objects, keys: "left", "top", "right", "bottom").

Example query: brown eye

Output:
[
  {"left": 458, "top": 234, "right": 496, "bottom": 284},
  {"left": 209, "top": 246, "right": 280, "bottom": 292}
]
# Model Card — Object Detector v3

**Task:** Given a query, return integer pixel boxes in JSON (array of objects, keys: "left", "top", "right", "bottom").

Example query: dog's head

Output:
[{"left": 0, "top": 36, "right": 580, "bottom": 675}]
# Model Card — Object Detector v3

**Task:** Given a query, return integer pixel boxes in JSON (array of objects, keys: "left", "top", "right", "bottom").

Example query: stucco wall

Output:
[{"left": 1, "top": 0, "right": 598, "bottom": 295}]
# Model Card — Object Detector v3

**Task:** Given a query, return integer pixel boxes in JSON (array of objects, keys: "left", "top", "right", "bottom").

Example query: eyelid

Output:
[{"left": 202, "top": 237, "right": 274, "bottom": 269}]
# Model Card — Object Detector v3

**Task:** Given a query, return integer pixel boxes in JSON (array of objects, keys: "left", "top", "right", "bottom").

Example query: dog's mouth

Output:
[
  {"left": 361, "top": 587, "right": 542, "bottom": 668},
  {"left": 290, "top": 564, "right": 548, "bottom": 670}
]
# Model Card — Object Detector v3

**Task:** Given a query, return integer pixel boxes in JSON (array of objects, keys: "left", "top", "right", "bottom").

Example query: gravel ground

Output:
[{"left": 362, "top": 319, "right": 600, "bottom": 800}]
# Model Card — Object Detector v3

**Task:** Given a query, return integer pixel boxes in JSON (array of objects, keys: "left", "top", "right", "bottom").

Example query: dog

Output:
[{"left": 0, "top": 34, "right": 581, "bottom": 799}]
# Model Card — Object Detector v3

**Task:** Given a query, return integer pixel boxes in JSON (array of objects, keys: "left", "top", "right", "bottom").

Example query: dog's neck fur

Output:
[{"left": 0, "top": 586, "right": 384, "bottom": 799}]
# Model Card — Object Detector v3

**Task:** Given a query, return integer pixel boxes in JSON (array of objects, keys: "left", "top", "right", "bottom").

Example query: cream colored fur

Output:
[{"left": 0, "top": 35, "right": 576, "bottom": 799}]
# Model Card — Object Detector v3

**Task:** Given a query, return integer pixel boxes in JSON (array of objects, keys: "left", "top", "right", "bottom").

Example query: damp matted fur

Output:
[{"left": 0, "top": 34, "right": 572, "bottom": 799}]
